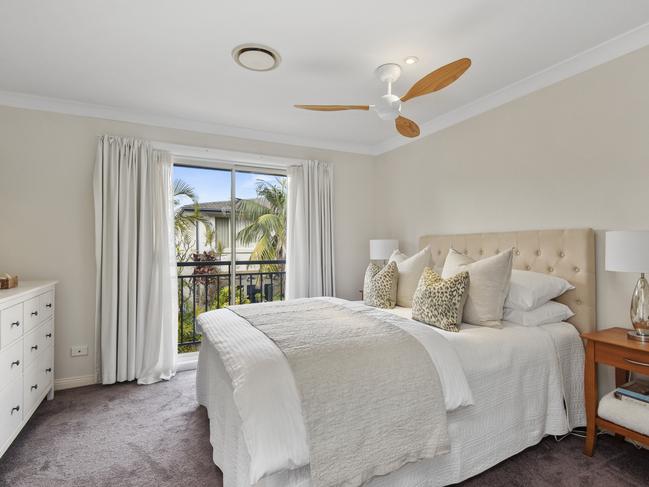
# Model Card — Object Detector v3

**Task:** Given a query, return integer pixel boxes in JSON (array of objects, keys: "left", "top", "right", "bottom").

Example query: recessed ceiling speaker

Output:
[{"left": 232, "top": 44, "right": 281, "bottom": 72}]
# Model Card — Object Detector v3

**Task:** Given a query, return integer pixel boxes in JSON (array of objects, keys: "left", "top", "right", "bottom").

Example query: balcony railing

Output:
[{"left": 177, "top": 259, "right": 286, "bottom": 352}]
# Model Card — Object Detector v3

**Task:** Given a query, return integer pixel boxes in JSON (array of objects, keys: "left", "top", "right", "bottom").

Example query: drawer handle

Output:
[
  {"left": 10, "top": 321, "right": 20, "bottom": 328},
  {"left": 31, "top": 311, "right": 38, "bottom": 316},
  {"left": 10, "top": 360, "right": 20, "bottom": 368},
  {"left": 45, "top": 367, "right": 52, "bottom": 373},
  {"left": 46, "top": 303, "right": 52, "bottom": 308},
  {"left": 31, "top": 345, "right": 38, "bottom": 351},
  {"left": 45, "top": 333, "right": 52, "bottom": 338},
  {"left": 624, "top": 358, "right": 649, "bottom": 368},
  {"left": 11, "top": 405, "right": 20, "bottom": 415},
  {"left": 31, "top": 384, "right": 38, "bottom": 391}
]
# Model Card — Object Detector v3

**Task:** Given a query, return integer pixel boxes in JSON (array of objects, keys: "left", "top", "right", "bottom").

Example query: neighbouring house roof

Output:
[{"left": 180, "top": 198, "right": 266, "bottom": 216}]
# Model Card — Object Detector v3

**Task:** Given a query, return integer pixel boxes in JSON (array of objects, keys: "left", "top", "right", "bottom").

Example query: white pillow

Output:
[
  {"left": 505, "top": 269, "right": 575, "bottom": 311},
  {"left": 504, "top": 301, "right": 574, "bottom": 327},
  {"left": 442, "top": 248, "right": 513, "bottom": 327},
  {"left": 389, "top": 246, "right": 431, "bottom": 307}
]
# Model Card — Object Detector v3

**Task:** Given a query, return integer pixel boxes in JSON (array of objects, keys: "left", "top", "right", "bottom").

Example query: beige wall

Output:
[
  {"left": 0, "top": 106, "right": 374, "bottom": 384},
  {"left": 373, "top": 45, "right": 649, "bottom": 392}
]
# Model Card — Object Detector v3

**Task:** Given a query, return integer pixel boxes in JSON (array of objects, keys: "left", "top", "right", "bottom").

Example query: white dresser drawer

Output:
[
  {"left": 0, "top": 378, "right": 23, "bottom": 451},
  {"left": 0, "top": 339, "right": 23, "bottom": 392},
  {"left": 42, "top": 319, "right": 54, "bottom": 349},
  {"left": 23, "top": 361, "right": 45, "bottom": 413},
  {"left": 23, "top": 326, "right": 45, "bottom": 368},
  {"left": 23, "top": 297, "right": 41, "bottom": 332},
  {"left": 38, "top": 345, "right": 54, "bottom": 388},
  {"left": 1, "top": 302, "right": 23, "bottom": 348},
  {"left": 39, "top": 291, "right": 54, "bottom": 321}
]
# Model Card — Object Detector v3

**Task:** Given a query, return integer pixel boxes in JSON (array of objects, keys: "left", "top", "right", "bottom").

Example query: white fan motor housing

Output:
[{"left": 374, "top": 94, "right": 401, "bottom": 120}]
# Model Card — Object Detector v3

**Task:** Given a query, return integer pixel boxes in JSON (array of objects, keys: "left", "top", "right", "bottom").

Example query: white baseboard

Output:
[
  {"left": 54, "top": 358, "right": 196, "bottom": 390},
  {"left": 54, "top": 374, "right": 98, "bottom": 391}
]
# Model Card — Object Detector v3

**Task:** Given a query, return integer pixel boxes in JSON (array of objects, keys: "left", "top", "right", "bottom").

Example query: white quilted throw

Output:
[{"left": 229, "top": 298, "right": 449, "bottom": 487}]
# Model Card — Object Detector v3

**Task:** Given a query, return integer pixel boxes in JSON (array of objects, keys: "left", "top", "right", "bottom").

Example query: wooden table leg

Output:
[{"left": 584, "top": 340, "right": 597, "bottom": 456}]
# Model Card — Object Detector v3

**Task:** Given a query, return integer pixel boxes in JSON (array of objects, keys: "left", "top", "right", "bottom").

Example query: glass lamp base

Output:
[
  {"left": 627, "top": 330, "right": 649, "bottom": 342},
  {"left": 630, "top": 274, "right": 649, "bottom": 341}
]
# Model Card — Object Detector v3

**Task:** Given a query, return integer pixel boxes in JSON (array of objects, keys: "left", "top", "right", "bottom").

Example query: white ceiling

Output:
[{"left": 1, "top": 0, "right": 649, "bottom": 154}]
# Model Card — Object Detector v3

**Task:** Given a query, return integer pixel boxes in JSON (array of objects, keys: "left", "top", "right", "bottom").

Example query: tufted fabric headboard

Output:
[{"left": 419, "top": 229, "right": 596, "bottom": 335}]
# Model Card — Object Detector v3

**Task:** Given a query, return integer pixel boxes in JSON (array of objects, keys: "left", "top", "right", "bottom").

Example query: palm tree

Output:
[
  {"left": 173, "top": 178, "right": 212, "bottom": 261},
  {"left": 236, "top": 178, "right": 287, "bottom": 268}
]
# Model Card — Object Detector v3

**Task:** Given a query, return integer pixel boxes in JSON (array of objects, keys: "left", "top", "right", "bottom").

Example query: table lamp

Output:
[
  {"left": 605, "top": 231, "right": 649, "bottom": 342},
  {"left": 369, "top": 239, "right": 398, "bottom": 265}
]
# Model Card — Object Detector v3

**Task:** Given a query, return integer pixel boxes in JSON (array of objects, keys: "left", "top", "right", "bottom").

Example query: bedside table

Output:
[{"left": 581, "top": 327, "right": 649, "bottom": 456}]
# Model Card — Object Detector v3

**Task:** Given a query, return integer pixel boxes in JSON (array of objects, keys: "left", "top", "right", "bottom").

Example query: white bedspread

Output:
[
  {"left": 197, "top": 298, "right": 472, "bottom": 484},
  {"left": 196, "top": 302, "right": 585, "bottom": 487}
]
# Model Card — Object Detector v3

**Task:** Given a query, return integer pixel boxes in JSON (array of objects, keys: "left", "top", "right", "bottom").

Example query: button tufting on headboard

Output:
[{"left": 419, "top": 229, "right": 596, "bottom": 335}]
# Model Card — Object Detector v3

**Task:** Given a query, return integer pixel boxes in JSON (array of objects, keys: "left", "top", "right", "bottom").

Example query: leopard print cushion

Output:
[
  {"left": 363, "top": 261, "right": 398, "bottom": 309},
  {"left": 411, "top": 267, "right": 469, "bottom": 332}
]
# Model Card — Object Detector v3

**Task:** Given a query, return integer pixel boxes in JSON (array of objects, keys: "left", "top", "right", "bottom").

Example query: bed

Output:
[{"left": 196, "top": 228, "right": 596, "bottom": 487}]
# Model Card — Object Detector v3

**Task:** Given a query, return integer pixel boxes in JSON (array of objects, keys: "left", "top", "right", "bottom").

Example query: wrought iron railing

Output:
[{"left": 177, "top": 259, "right": 286, "bottom": 352}]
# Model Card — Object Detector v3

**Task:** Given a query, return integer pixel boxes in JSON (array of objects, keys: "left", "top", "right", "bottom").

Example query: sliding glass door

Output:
[{"left": 173, "top": 163, "right": 287, "bottom": 353}]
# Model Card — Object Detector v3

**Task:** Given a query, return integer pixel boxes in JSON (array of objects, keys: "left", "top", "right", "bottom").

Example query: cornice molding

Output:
[{"left": 0, "top": 90, "right": 375, "bottom": 155}]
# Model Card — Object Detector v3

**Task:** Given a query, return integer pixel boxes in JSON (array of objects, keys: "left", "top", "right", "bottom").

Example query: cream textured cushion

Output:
[
  {"left": 389, "top": 246, "right": 432, "bottom": 307},
  {"left": 503, "top": 301, "right": 574, "bottom": 327},
  {"left": 411, "top": 268, "right": 469, "bottom": 332},
  {"left": 504, "top": 269, "right": 575, "bottom": 311},
  {"left": 363, "top": 261, "right": 398, "bottom": 308},
  {"left": 598, "top": 391, "right": 649, "bottom": 437},
  {"left": 442, "top": 248, "right": 513, "bottom": 327}
]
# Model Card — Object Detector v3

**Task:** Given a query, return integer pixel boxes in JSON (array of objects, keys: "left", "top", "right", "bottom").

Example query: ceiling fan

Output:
[{"left": 294, "top": 58, "right": 471, "bottom": 138}]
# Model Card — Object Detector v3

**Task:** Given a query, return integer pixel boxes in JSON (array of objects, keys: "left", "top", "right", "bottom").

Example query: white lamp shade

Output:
[
  {"left": 605, "top": 231, "right": 649, "bottom": 273},
  {"left": 370, "top": 239, "right": 398, "bottom": 260}
]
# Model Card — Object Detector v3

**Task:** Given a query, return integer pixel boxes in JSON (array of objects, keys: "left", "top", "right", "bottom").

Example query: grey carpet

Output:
[{"left": 1, "top": 370, "right": 648, "bottom": 487}]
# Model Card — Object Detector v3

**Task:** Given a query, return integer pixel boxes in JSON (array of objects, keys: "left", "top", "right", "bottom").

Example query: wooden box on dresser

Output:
[{"left": 0, "top": 281, "right": 56, "bottom": 458}]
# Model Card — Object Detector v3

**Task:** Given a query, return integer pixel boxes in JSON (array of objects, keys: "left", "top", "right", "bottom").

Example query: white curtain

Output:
[
  {"left": 94, "top": 135, "right": 177, "bottom": 385},
  {"left": 286, "top": 160, "right": 335, "bottom": 298}
]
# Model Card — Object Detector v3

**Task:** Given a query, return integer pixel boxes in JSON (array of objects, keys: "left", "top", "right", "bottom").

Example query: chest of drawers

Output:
[{"left": 0, "top": 281, "right": 56, "bottom": 458}]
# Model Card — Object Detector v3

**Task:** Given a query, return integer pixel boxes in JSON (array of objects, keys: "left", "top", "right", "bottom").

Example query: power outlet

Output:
[{"left": 71, "top": 345, "right": 88, "bottom": 357}]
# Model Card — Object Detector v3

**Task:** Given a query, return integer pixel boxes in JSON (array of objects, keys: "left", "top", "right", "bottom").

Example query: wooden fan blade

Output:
[
  {"left": 395, "top": 116, "right": 420, "bottom": 138},
  {"left": 401, "top": 58, "right": 471, "bottom": 103},
  {"left": 294, "top": 104, "right": 370, "bottom": 111}
]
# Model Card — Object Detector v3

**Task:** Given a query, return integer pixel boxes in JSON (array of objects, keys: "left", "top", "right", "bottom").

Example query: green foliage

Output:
[
  {"left": 216, "top": 240, "right": 224, "bottom": 258},
  {"left": 173, "top": 178, "right": 212, "bottom": 261},
  {"left": 218, "top": 285, "right": 250, "bottom": 307},
  {"left": 236, "top": 177, "right": 287, "bottom": 271}
]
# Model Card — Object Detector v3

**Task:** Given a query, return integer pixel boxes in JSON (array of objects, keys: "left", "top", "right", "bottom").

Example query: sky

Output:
[{"left": 173, "top": 166, "right": 285, "bottom": 207}]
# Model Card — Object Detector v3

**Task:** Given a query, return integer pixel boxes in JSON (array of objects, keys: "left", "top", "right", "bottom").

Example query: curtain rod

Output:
[{"left": 151, "top": 141, "right": 303, "bottom": 169}]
